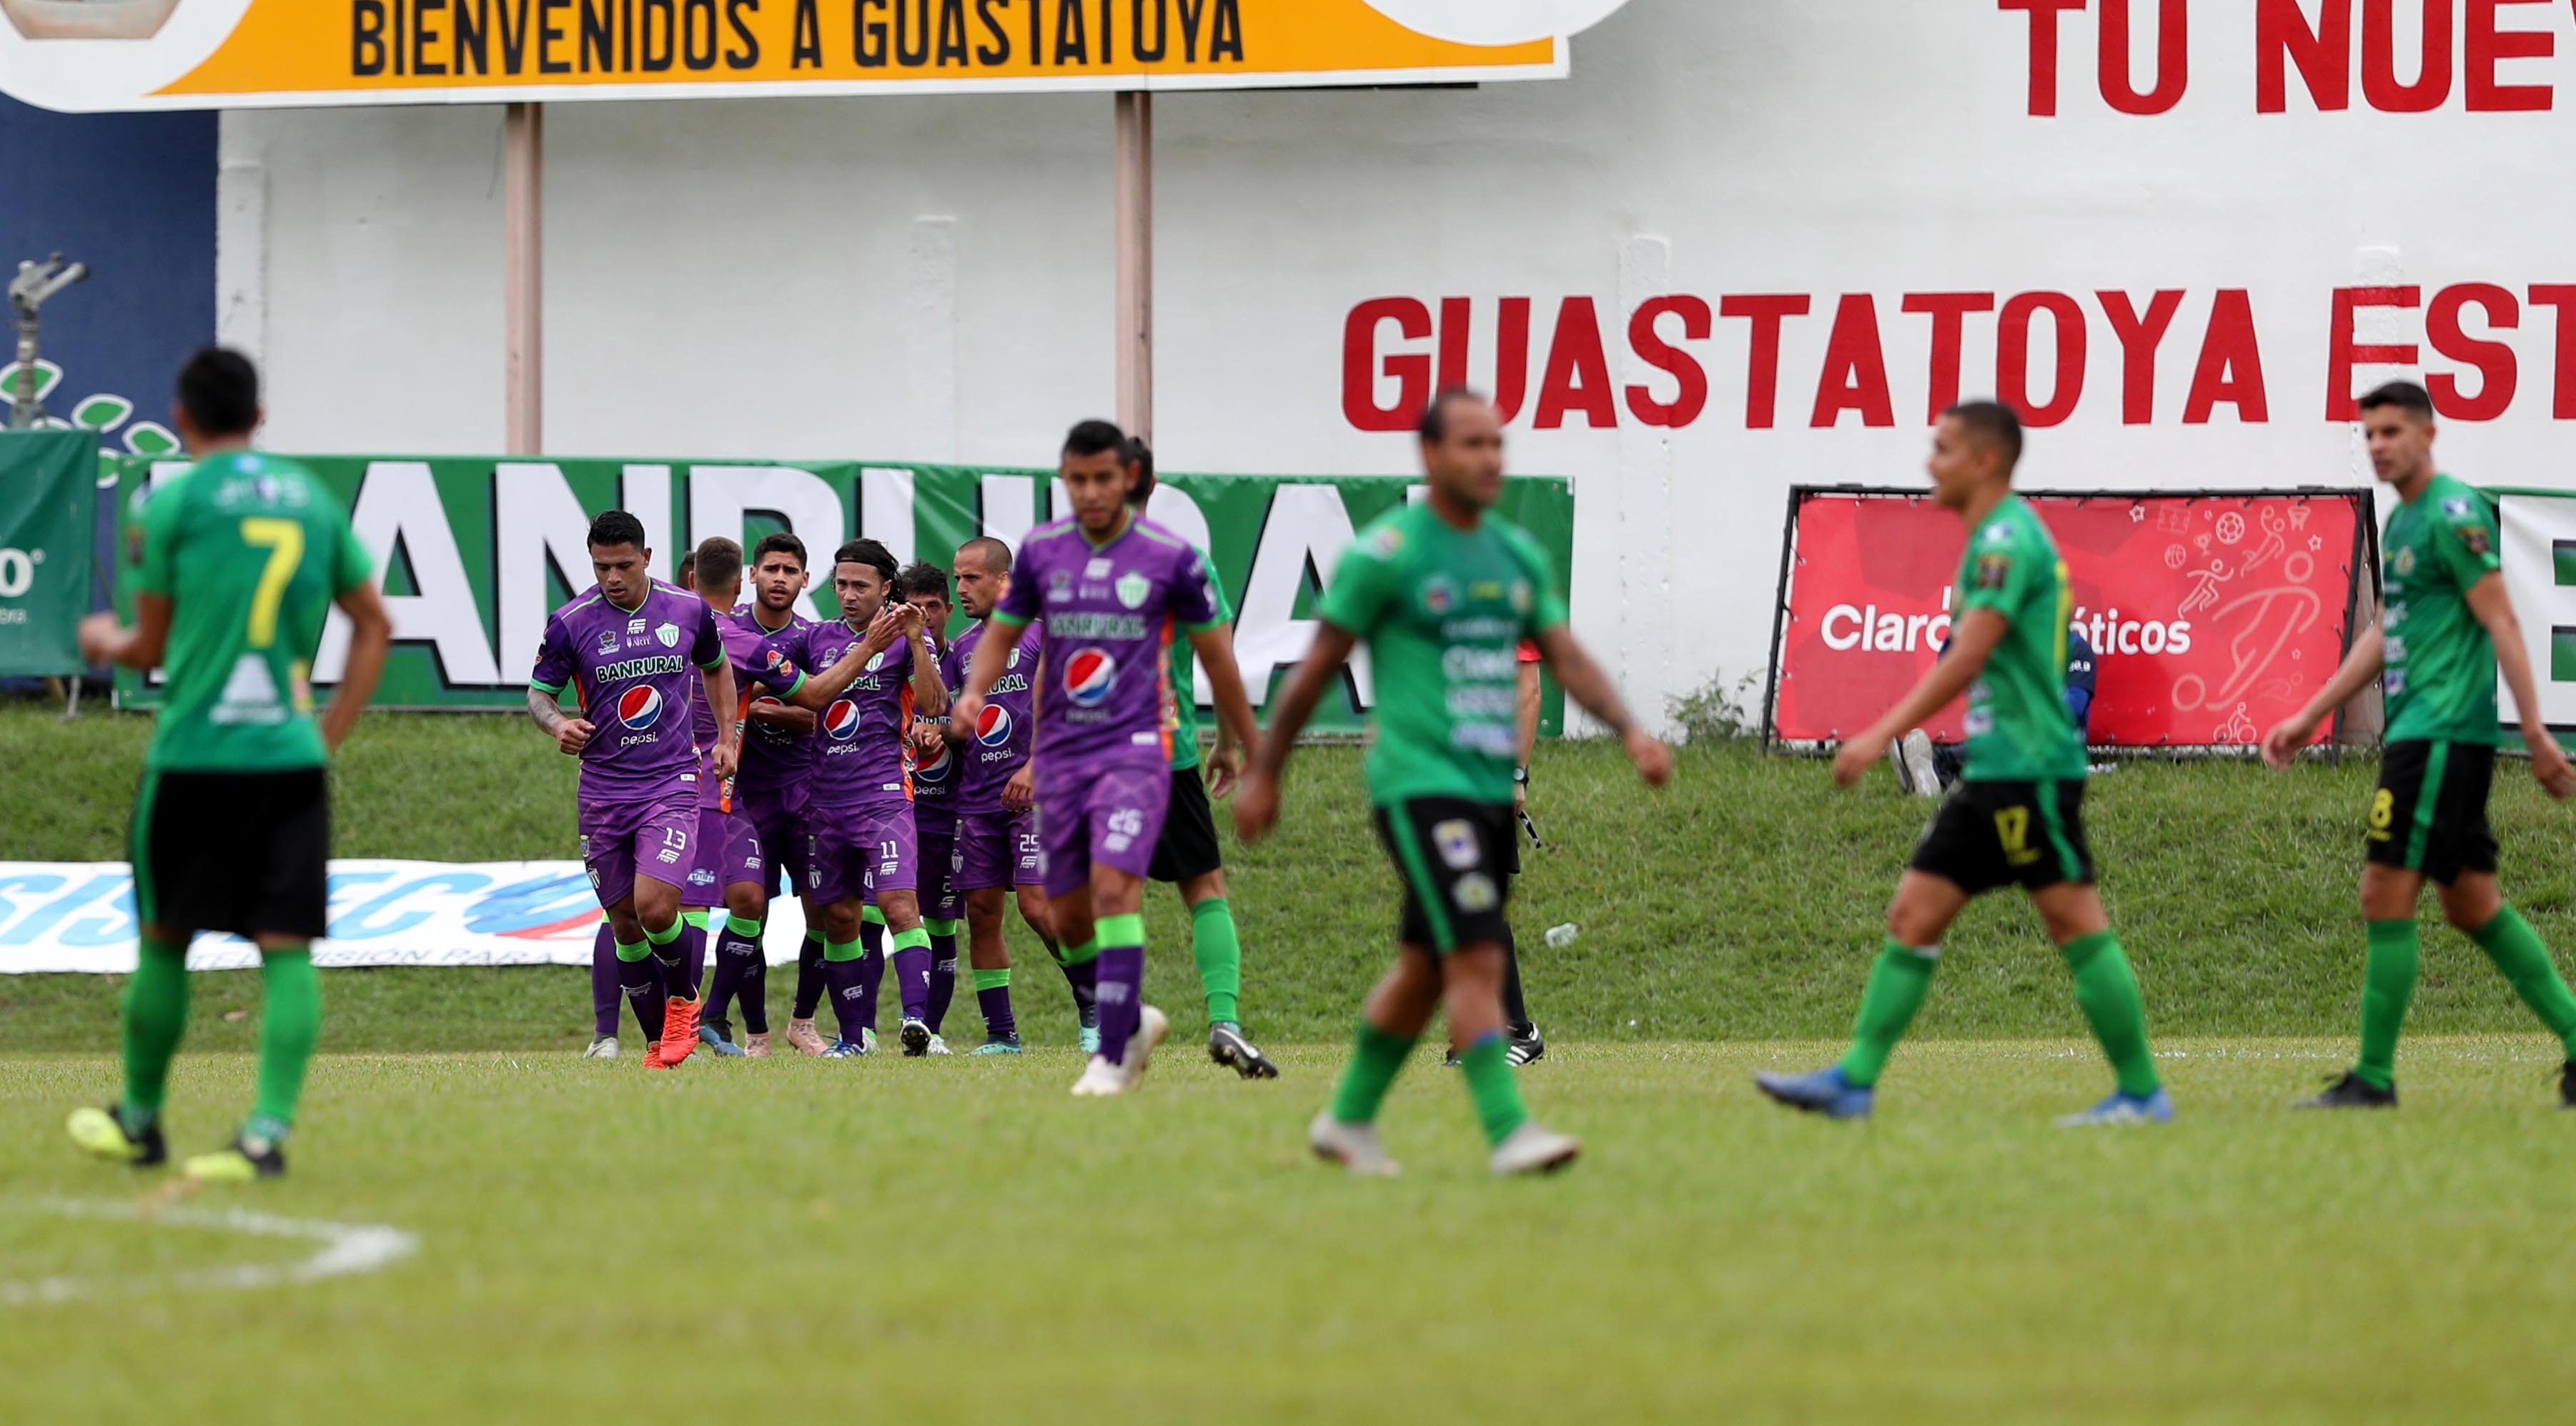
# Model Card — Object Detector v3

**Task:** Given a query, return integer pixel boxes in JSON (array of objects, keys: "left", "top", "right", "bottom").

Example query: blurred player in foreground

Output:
[
  {"left": 1757, "top": 402, "right": 2167, "bottom": 1126},
  {"left": 951, "top": 420, "right": 1259, "bottom": 1096},
  {"left": 71, "top": 347, "right": 392, "bottom": 1181},
  {"left": 1240, "top": 388, "right": 1670, "bottom": 1177},
  {"left": 527, "top": 510, "right": 738, "bottom": 1069},
  {"left": 1120, "top": 439, "right": 1277, "bottom": 1079},
  {"left": 2263, "top": 380, "right": 2576, "bottom": 1109}
]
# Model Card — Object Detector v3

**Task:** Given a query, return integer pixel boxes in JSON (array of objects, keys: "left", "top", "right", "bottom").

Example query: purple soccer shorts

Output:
[
  {"left": 1035, "top": 763, "right": 1172, "bottom": 901},
  {"left": 578, "top": 783, "right": 698, "bottom": 911},
  {"left": 953, "top": 808, "right": 1042, "bottom": 893},
  {"left": 808, "top": 801, "right": 919, "bottom": 906}
]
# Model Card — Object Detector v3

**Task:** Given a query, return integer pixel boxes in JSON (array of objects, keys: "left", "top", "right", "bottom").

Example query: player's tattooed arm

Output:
[
  {"left": 1236, "top": 623, "right": 1360, "bottom": 842},
  {"left": 2464, "top": 575, "right": 2576, "bottom": 798},
  {"left": 2262, "top": 625, "right": 2384, "bottom": 771},
  {"left": 526, "top": 684, "right": 593, "bottom": 756},
  {"left": 1187, "top": 623, "right": 1259, "bottom": 798},
  {"left": 1828, "top": 608, "right": 2006, "bottom": 790},
  {"left": 1532, "top": 624, "right": 1673, "bottom": 789}
]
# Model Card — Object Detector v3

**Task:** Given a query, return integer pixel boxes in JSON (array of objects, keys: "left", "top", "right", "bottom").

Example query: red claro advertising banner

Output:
[{"left": 1765, "top": 489, "right": 2375, "bottom": 750}]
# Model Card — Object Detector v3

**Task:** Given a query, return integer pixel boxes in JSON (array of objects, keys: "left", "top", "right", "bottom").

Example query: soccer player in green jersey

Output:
[
  {"left": 2262, "top": 380, "right": 2576, "bottom": 1109},
  {"left": 1120, "top": 439, "right": 1278, "bottom": 1080},
  {"left": 69, "top": 348, "right": 393, "bottom": 1182},
  {"left": 1756, "top": 401, "right": 2170, "bottom": 1126},
  {"left": 1237, "top": 389, "right": 1673, "bottom": 1176}
]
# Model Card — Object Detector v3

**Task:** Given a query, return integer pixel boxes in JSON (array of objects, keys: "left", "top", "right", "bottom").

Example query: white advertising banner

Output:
[
  {"left": 0, "top": 859, "right": 809, "bottom": 974},
  {"left": 2492, "top": 490, "right": 2576, "bottom": 733}
]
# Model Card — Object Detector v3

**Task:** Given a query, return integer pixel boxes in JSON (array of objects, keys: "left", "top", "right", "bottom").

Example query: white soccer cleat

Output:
[
  {"left": 1489, "top": 1122, "right": 1581, "bottom": 1176},
  {"left": 1900, "top": 729, "right": 1941, "bottom": 797},
  {"left": 926, "top": 1034, "right": 953, "bottom": 1056},
  {"left": 583, "top": 1035, "right": 620, "bottom": 1059},
  {"left": 1308, "top": 1109, "right": 1400, "bottom": 1177},
  {"left": 1069, "top": 1056, "right": 1128, "bottom": 1096},
  {"left": 1070, "top": 1006, "right": 1171, "bottom": 1096}
]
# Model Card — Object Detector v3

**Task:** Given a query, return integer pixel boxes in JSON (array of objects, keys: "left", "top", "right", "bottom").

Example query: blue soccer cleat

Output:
[
  {"left": 2058, "top": 1086, "right": 2174, "bottom": 1127},
  {"left": 821, "top": 1037, "right": 872, "bottom": 1059},
  {"left": 1753, "top": 1065, "right": 1875, "bottom": 1120},
  {"left": 697, "top": 1024, "right": 747, "bottom": 1058}
]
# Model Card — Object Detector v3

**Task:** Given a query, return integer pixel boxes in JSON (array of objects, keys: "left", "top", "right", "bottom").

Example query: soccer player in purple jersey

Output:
[
  {"left": 952, "top": 420, "right": 1261, "bottom": 1097},
  {"left": 672, "top": 535, "right": 809, "bottom": 1058},
  {"left": 950, "top": 536, "right": 1087, "bottom": 1054},
  {"left": 897, "top": 561, "right": 973, "bottom": 1055},
  {"left": 754, "top": 539, "right": 948, "bottom": 1059},
  {"left": 527, "top": 510, "right": 740, "bottom": 1071}
]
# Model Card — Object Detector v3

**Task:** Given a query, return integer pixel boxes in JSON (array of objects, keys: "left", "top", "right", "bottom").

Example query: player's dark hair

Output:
[
  {"left": 833, "top": 538, "right": 898, "bottom": 587},
  {"left": 897, "top": 560, "right": 951, "bottom": 603},
  {"left": 1062, "top": 419, "right": 1127, "bottom": 461},
  {"left": 675, "top": 552, "right": 697, "bottom": 590},
  {"left": 1418, "top": 387, "right": 1487, "bottom": 442},
  {"left": 1124, "top": 437, "right": 1157, "bottom": 508},
  {"left": 1942, "top": 400, "right": 2025, "bottom": 469},
  {"left": 750, "top": 532, "right": 808, "bottom": 570},
  {"left": 958, "top": 535, "right": 1011, "bottom": 575},
  {"left": 176, "top": 347, "right": 259, "bottom": 438},
  {"left": 693, "top": 537, "right": 744, "bottom": 592},
  {"left": 588, "top": 510, "right": 649, "bottom": 553},
  {"left": 2359, "top": 380, "right": 2436, "bottom": 420}
]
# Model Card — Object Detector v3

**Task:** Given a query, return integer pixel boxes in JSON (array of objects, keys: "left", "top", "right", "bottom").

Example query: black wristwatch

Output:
[{"left": 1513, "top": 764, "right": 1530, "bottom": 787}]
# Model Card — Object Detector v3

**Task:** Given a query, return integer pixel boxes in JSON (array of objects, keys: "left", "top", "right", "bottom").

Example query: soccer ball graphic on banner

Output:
[
  {"left": 0, "top": 0, "right": 182, "bottom": 41},
  {"left": 1360, "top": 0, "right": 1636, "bottom": 46}
]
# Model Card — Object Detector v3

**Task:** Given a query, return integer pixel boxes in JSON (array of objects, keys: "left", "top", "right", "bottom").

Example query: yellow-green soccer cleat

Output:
[
  {"left": 183, "top": 1134, "right": 287, "bottom": 1183},
  {"left": 66, "top": 1105, "right": 166, "bottom": 1168}
]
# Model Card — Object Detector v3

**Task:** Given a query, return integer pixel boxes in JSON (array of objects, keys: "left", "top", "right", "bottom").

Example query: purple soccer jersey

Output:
[
  {"left": 530, "top": 580, "right": 725, "bottom": 802},
  {"left": 948, "top": 617, "right": 1044, "bottom": 813},
  {"left": 727, "top": 605, "right": 814, "bottom": 807},
  {"left": 756, "top": 617, "right": 921, "bottom": 814},
  {"left": 993, "top": 516, "right": 1219, "bottom": 776}
]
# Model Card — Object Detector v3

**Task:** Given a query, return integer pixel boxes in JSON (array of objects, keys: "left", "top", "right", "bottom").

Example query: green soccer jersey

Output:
[
  {"left": 1953, "top": 495, "right": 2086, "bottom": 783},
  {"left": 2380, "top": 472, "right": 2502, "bottom": 746},
  {"left": 132, "top": 451, "right": 373, "bottom": 773},
  {"left": 1166, "top": 545, "right": 1235, "bottom": 773},
  {"left": 1319, "top": 503, "right": 1567, "bottom": 807}
]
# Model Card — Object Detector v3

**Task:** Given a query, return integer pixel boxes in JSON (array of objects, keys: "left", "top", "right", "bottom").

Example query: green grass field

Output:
[{"left": 11, "top": 704, "right": 2576, "bottom": 1419}]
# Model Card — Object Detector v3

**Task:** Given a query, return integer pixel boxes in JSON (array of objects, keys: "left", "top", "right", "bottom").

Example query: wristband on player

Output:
[{"left": 1513, "top": 764, "right": 1530, "bottom": 787}]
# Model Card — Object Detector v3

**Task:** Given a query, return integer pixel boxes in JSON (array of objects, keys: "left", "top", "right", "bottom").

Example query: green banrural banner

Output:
[
  {"left": 109, "top": 455, "right": 1574, "bottom": 734},
  {"left": 0, "top": 429, "right": 97, "bottom": 678}
]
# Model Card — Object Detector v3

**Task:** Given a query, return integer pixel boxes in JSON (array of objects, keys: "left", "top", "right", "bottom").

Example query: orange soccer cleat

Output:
[{"left": 659, "top": 997, "right": 703, "bottom": 1066}]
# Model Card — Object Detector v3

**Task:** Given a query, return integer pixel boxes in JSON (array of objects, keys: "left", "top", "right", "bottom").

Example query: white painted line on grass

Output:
[{"left": 1, "top": 1198, "right": 418, "bottom": 1306}]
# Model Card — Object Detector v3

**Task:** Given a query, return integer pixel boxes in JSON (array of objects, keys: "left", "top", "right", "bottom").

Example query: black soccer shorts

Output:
[
  {"left": 1908, "top": 778, "right": 2095, "bottom": 896},
  {"left": 130, "top": 768, "right": 332, "bottom": 939},
  {"left": 1372, "top": 798, "right": 1517, "bottom": 954},
  {"left": 1149, "top": 767, "right": 1226, "bottom": 885},
  {"left": 2366, "top": 739, "right": 2500, "bottom": 884}
]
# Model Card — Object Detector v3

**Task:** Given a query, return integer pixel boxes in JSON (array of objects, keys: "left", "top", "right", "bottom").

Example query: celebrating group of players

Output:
[
  {"left": 522, "top": 394, "right": 1668, "bottom": 1169},
  {"left": 71, "top": 346, "right": 2576, "bottom": 1184}
]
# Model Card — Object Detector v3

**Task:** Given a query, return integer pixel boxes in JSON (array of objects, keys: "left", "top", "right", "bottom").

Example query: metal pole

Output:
[
  {"left": 1114, "top": 91, "right": 1154, "bottom": 443},
  {"left": 505, "top": 102, "right": 545, "bottom": 456}
]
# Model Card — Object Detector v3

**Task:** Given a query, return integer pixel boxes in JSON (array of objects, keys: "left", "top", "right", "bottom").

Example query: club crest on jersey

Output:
[
  {"left": 866, "top": 650, "right": 888, "bottom": 673},
  {"left": 823, "top": 700, "right": 863, "bottom": 741},
  {"left": 1064, "top": 649, "right": 1119, "bottom": 708},
  {"left": 1008, "top": 645, "right": 1023, "bottom": 670},
  {"left": 656, "top": 623, "right": 680, "bottom": 648},
  {"left": 616, "top": 686, "right": 664, "bottom": 731},
  {"left": 595, "top": 628, "right": 618, "bottom": 656},
  {"left": 1115, "top": 572, "right": 1151, "bottom": 610},
  {"left": 2394, "top": 548, "right": 2417, "bottom": 576},
  {"left": 1049, "top": 570, "right": 1074, "bottom": 600},
  {"left": 2458, "top": 525, "right": 2492, "bottom": 556},
  {"left": 1422, "top": 575, "right": 1457, "bottom": 615},
  {"left": 976, "top": 704, "right": 1014, "bottom": 747}
]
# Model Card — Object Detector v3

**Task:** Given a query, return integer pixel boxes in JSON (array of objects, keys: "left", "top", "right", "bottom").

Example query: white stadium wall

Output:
[{"left": 219, "top": 0, "right": 2576, "bottom": 733}]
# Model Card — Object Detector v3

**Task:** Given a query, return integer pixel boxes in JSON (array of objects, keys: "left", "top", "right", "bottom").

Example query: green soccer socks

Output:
[
  {"left": 2470, "top": 906, "right": 2576, "bottom": 1058},
  {"left": 120, "top": 931, "right": 192, "bottom": 1134},
  {"left": 1191, "top": 897, "right": 1244, "bottom": 1026},
  {"left": 1457, "top": 1034, "right": 1531, "bottom": 1147},
  {"left": 249, "top": 946, "right": 321, "bottom": 1142},
  {"left": 1837, "top": 941, "right": 1938, "bottom": 1089},
  {"left": 2356, "top": 918, "right": 2421, "bottom": 1090},
  {"left": 2063, "top": 931, "right": 2160, "bottom": 1098},
  {"left": 1330, "top": 1021, "right": 1417, "bottom": 1126}
]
